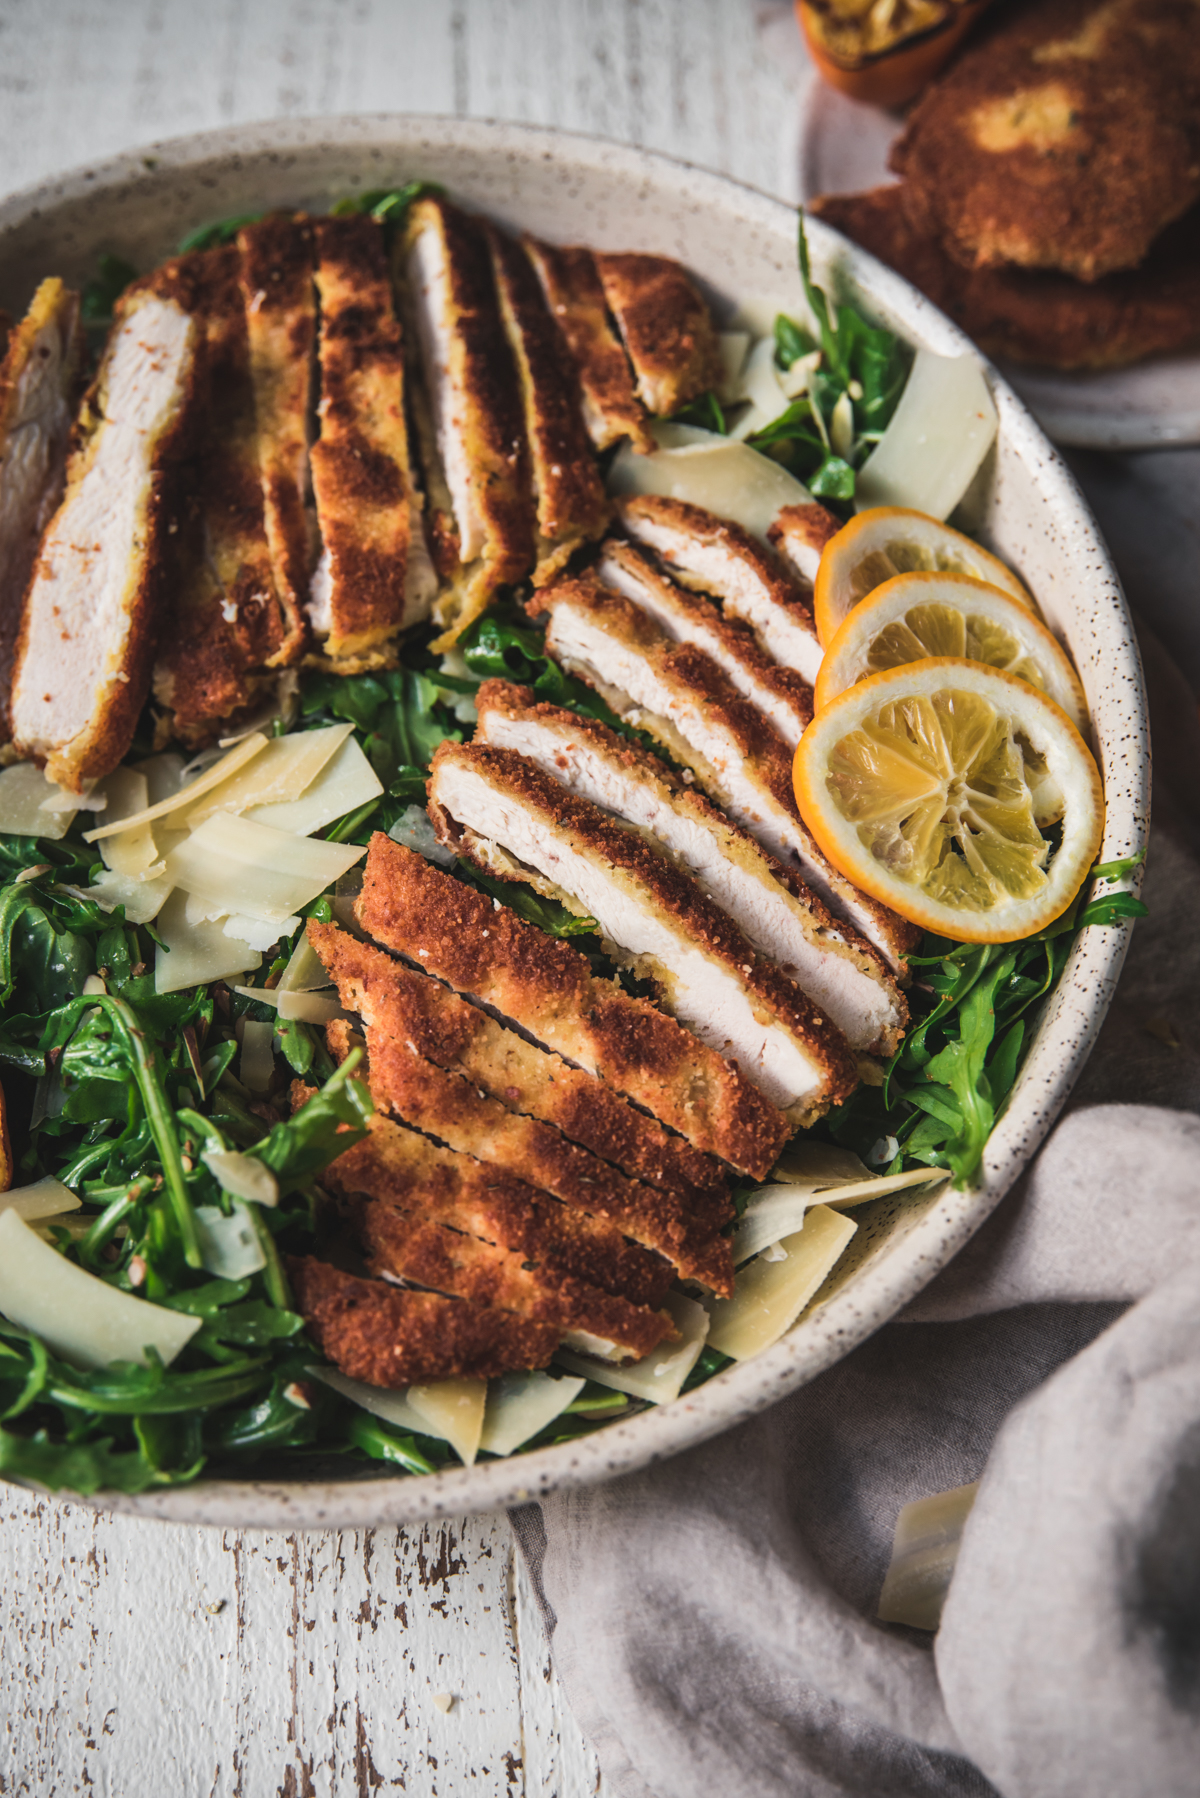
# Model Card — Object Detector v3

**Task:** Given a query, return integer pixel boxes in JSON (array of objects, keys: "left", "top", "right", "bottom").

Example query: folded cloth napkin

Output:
[{"left": 511, "top": 459, "right": 1200, "bottom": 1798}]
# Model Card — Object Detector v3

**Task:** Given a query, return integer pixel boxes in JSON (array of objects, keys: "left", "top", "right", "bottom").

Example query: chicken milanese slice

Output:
[
  {"left": 10, "top": 288, "right": 198, "bottom": 790},
  {"left": 533, "top": 569, "right": 919, "bottom": 974},
  {"left": 354, "top": 835, "right": 790, "bottom": 1179},
  {"left": 307, "top": 215, "right": 436, "bottom": 667},
  {"left": 289, "top": 1256, "right": 561, "bottom": 1388},
  {"left": 428, "top": 741, "right": 860, "bottom": 1127},
  {"left": 617, "top": 494, "right": 827, "bottom": 689},
  {"left": 320, "top": 913, "right": 728, "bottom": 1219},
  {"left": 310, "top": 922, "right": 735, "bottom": 1294},
  {"left": 485, "top": 225, "right": 609, "bottom": 586},
  {"left": 320, "top": 1082, "right": 673, "bottom": 1311},
  {"left": 0, "top": 277, "right": 83, "bottom": 732},
  {"left": 399, "top": 195, "right": 533, "bottom": 650},
  {"left": 597, "top": 536, "right": 813, "bottom": 748},
  {"left": 236, "top": 213, "right": 315, "bottom": 664},
  {"left": 147, "top": 247, "right": 291, "bottom": 742},
  {"left": 474, "top": 680, "right": 907, "bottom": 1058},
  {"left": 522, "top": 236, "right": 654, "bottom": 453},
  {"left": 592, "top": 251, "right": 722, "bottom": 418},
  {"left": 767, "top": 502, "right": 844, "bottom": 592},
  {"left": 327, "top": 1120, "right": 676, "bottom": 1362}
]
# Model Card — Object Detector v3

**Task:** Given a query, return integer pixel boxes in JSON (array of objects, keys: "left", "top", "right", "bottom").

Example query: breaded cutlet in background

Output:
[{"left": 889, "top": 0, "right": 1200, "bottom": 282}]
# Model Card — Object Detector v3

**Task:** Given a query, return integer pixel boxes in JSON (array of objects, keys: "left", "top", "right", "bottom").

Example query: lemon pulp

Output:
[
  {"left": 825, "top": 686, "right": 1054, "bottom": 915},
  {"left": 865, "top": 601, "right": 1050, "bottom": 694}
]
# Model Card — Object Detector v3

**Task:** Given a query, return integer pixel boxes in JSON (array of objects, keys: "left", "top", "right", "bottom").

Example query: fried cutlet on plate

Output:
[
  {"left": 889, "top": 0, "right": 1200, "bottom": 282},
  {"left": 810, "top": 185, "right": 1200, "bottom": 371}
]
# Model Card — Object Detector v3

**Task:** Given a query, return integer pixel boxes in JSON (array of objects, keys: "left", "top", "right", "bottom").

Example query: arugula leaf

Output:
[
  {"left": 81, "top": 254, "right": 137, "bottom": 334},
  {"left": 672, "top": 391, "right": 726, "bottom": 433},
  {"left": 329, "top": 180, "right": 443, "bottom": 233},
  {"left": 176, "top": 213, "right": 263, "bottom": 254}
]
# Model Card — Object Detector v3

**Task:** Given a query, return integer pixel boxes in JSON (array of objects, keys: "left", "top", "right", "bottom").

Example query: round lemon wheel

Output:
[
  {"left": 793, "top": 658, "right": 1104, "bottom": 942},
  {"left": 814, "top": 572, "right": 1089, "bottom": 733},
  {"left": 813, "top": 507, "right": 1033, "bottom": 647}
]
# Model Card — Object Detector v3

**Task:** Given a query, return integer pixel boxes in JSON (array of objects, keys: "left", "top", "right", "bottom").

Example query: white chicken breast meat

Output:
[
  {"left": 399, "top": 196, "right": 533, "bottom": 649},
  {"left": 0, "top": 277, "right": 83, "bottom": 733},
  {"left": 617, "top": 493, "right": 825, "bottom": 688},
  {"left": 768, "top": 501, "right": 843, "bottom": 589},
  {"left": 428, "top": 739, "right": 860, "bottom": 1126},
  {"left": 485, "top": 224, "right": 609, "bottom": 585},
  {"left": 10, "top": 288, "right": 197, "bottom": 790},
  {"left": 597, "top": 535, "right": 814, "bottom": 748},
  {"left": 475, "top": 679, "right": 908, "bottom": 1056},
  {"left": 531, "top": 569, "right": 920, "bottom": 973}
]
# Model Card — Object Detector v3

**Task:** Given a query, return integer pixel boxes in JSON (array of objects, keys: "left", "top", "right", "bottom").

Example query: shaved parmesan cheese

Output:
[
  {"left": 154, "top": 889, "right": 261, "bottom": 994},
  {"left": 97, "top": 767, "right": 158, "bottom": 876},
  {"left": 74, "top": 866, "right": 173, "bottom": 925},
  {"left": 707, "top": 1205, "right": 857, "bottom": 1361},
  {"left": 134, "top": 752, "right": 185, "bottom": 806},
  {"left": 277, "top": 934, "right": 331, "bottom": 994},
  {"left": 0, "top": 1176, "right": 79, "bottom": 1221},
  {"left": 771, "top": 1142, "right": 873, "bottom": 1185},
  {"left": 408, "top": 1377, "right": 487, "bottom": 1467},
  {"left": 737, "top": 335, "right": 789, "bottom": 426},
  {"left": 609, "top": 422, "right": 812, "bottom": 544},
  {"left": 0, "top": 762, "right": 78, "bottom": 839},
  {"left": 84, "top": 734, "right": 270, "bottom": 844},
  {"left": 164, "top": 813, "right": 366, "bottom": 926},
  {"left": 0, "top": 1209, "right": 200, "bottom": 1369},
  {"left": 878, "top": 1481, "right": 979, "bottom": 1631},
  {"left": 223, "top": 914, "right": 298, "bottom": 953},
  {"left": 232, "top": 984, "right": 342, "bottom": 1025},
  {"left": 201, "top": 1147, "right": 278, "bottom": 1207},
  {"left": 194, "top": 1204, "right": 267, "bottom": 1279},
  {"left": 309, "top": 1367, "right": 442, "bottom": 1440},
  {"left": 717, "top": 330, "right": 750, "bottom": 397},
  {"left": 239, "top": 1020, "right": 275, "bottom": 1094},
  {"left": 173, "top": 723, "right": 354, "bottom": 828},
  {"left": 856, "top": 349, "right": 997, "bottom": 521},
  {"left": 557, "top": 1291, "right": 710, "bottom": 1404},
  {"left": 244, "top": 735, "right": 383, "bottom": 837},
  {"left": 479, "top": 1372, "right": 586, "bottom": 1457},
  {"left": 733, "top": 1168, "right": 946, "bottom": 1264}
]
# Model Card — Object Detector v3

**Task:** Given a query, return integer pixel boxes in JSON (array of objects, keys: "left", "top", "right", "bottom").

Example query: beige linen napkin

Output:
[{"left": 511, "top": 452, "right": 1200, "bottom": 1798}]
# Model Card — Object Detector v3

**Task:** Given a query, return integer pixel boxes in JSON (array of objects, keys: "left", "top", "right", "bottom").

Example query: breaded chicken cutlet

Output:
[
  {"left": 889, "top": 0, "right": 1200, "bottom": 283},
  {"left": 811, "top": 184, "right": 1200, "bottom": 370}
]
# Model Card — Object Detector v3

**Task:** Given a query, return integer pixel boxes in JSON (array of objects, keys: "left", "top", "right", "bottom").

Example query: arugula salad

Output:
[{"left": 0, "top": 194, "right": 1144, "bottom": 1499}]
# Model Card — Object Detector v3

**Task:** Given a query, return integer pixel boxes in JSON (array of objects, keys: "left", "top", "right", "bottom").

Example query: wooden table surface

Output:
[{"left": 0, "top": 4, "right": 805, "bottom": 1793}]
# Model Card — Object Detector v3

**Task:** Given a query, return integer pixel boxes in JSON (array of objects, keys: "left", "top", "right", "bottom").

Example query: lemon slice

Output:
[
  {"left": 814, "top": 573, "right": 1088, "bottom": 733},
  {"left": 813, "top": 507, "right": 1033, "bottom": 647},
  {"left": 793, "top": 658, "right": 1104, "bottom": 942}
]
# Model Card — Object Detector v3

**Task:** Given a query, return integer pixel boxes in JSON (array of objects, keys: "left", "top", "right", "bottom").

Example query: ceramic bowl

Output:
[{"left": 0, "top": 116, "right": 1149, "bottom": 1528}]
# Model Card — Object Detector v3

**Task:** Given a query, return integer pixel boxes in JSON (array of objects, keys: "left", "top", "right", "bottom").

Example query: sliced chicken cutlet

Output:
[
  {"left": 147, "top": 248, "right": 291, "bottom": 741},
  {"left": 618, "top": 495, "right": 827, "bottom": 687},
  {"left": 317, "top": 915, "right": 727, "bottom": 1220},
  {"left": 768, "top": 502, "right": 843, "bottom": 591},
  {"left": 592, "top": 252, "right": 722, "bottom": 417},
  {"left": 0, "top": 278, "right": 84, "bottom": 731},
  {"left": 290, "top": 1255, "right": 560, "bottom": 1387},
  {"left": 596, "top": 537, "right": 813, "bottom": 748},
  {"left": 475, "top": 680, "right": 907, "bottom": 1057},
  {"left": 322, "top": 1092, "right": 673, "bottom": 1310},
  {"left": 532, "top": 569, "right": 918, "bottom": 973},
  {"left": 328, "top": 1121, "right": 675, "bottom": 1361},
  {"left": 311, "top": 922, "right": 734, "bottom": 1294},
  {"left": 354, "top": 834, "right": 790, "bottom": 1179},
  {"left": 399, "top": 196, "right": 533, "bottom": 649},
  {"left": 10, "top": 288, "right": 198, "bottom": 790},
  {"left": 428, "top": 741, "right": 859, "bottom": 1127},
  {"left": 307, "top": 215, "right": 435, "bottom": 666},
  {"left": 485, "top": 225, "right": 609, "bottom": 586},
  {"left": 522, "top": 237, "right": 654, "bottom": 453},
  {"left": 236, "top": 214, "right": 315, "bottom": 663}
]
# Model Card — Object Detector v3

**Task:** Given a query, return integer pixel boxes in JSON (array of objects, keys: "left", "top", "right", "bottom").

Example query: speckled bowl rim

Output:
[{"left": 0, "top": 115, "right": 1149, "bottom": 1531}]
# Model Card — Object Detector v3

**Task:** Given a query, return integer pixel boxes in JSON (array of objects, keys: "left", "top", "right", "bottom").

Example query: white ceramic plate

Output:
[
  {"left": 0, "top": 116, "right": 1149, "bottom": 1528},
  {"left": 796, "top": 70, "right": 1200, "bottom": 450}
]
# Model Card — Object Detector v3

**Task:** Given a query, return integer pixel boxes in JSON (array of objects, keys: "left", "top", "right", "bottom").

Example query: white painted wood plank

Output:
[{"left": 0, "top": 1482, "right": 587, "bottom": 1796}]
